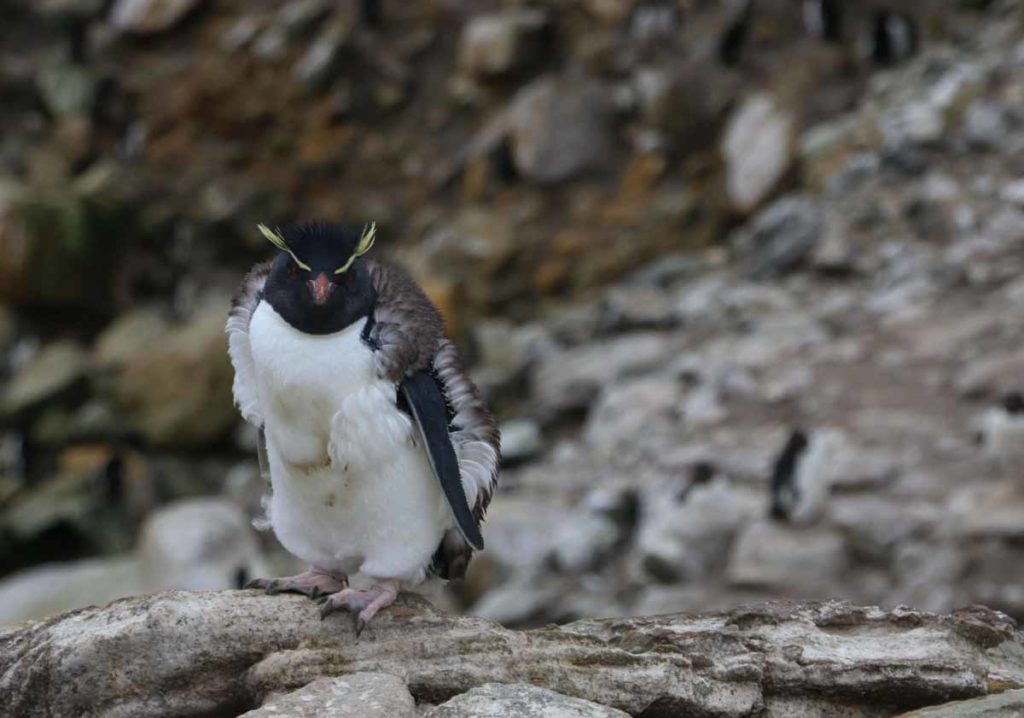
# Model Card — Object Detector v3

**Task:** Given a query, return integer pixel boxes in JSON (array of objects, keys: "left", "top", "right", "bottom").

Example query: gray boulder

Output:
[
  {"left": 509, "top": 76, "right": 617, "bottom": 184},
  {"left": 111, "top": 295, "right": 236, "bottom": 448},
  {"left": 109, "top": 0, "right": 206, "bottom": 34},
  {"left": 458, "top": 9, "right": 549, "bottom": 79},
  {"left": 721, "top": 93, "right": 795, "bottom": 212},
  {"left": 431, "top": 683, "right": 629, "bottom": 717},
  {"left": 898, "top": 690, "right": 1024, "bottom": 718},
  {"left": 637, "top": 480, "right": 764, "bottom": 583},
  {"left": 242, "top": 674, "right": 415, "bottom": 718},
  {"left": 1, "top": 341, "right": 89, "bottom": 419},
  {"left": 738, "top": 196, "right": 824, "bottom": 279},
  {"left": 138, "top": 497, "right": 266, "bottom": 592},
  {"left": 0, "top": 498, "right": 268, "bottom": 624},
  {"left": 0, "top": 557, "right": 147, "bottom": 627},
  {"left": 0, "top": 188, "right": 122, "bottom": 311},
  {"left": 532, "top": 333, "right": 679, "bottom": 417},
  {"left": 727, "top": 520, "right": 849, "bottom": 592}
]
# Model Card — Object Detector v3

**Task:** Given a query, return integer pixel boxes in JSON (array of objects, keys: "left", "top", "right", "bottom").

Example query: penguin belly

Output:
[
  {"left": 979, "top": 410, "right": 1024, "bottom": 464},
  {"left": 248, "top": 302, "right": 452, "bottom": 583}
]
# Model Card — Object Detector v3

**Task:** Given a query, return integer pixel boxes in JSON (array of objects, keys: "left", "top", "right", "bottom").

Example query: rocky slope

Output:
[
  {"left": 0, "top": 0, "right": 1023, "bottom": 636},
  {"left": 471, "top": 12, "right": 1024, "bottom": 627}
]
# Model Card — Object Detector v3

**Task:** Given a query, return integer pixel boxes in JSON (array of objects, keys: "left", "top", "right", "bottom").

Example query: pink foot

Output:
[
  {"left": 319, "top": 579, "right": 400, "bottom": 635},
  {"left": 246, "top": 566, "right": 348, "bottom": 599}
]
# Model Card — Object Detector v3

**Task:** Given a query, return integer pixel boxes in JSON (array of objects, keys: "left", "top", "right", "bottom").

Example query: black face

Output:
[
  {"left": 261, "top": 222, "right": 377, "bottom": 335},
  {"left": 1003, "top": 392, "right": 1024, "bottom": 416}
]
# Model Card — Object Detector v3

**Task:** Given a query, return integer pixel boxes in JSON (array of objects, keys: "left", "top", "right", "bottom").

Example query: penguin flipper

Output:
[
  {"left": 226, "top": 260, "right": 273, "bottom": 428},
  {"left": 399, "top": 371, "right": 485, "bottom": 551}
]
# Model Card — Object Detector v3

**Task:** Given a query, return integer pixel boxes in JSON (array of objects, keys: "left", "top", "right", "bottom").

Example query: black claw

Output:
[
  {"left": 319, "top": 600, "right": 337, "bottom": 620},
  {"left": 355, "top": 617, "right": 367, "bottom": 638},
  {"left": 244, "top": 578, "right": 268, "bottom": 591}
]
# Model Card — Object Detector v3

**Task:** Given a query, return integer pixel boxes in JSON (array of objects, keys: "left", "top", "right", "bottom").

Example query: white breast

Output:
[
  {"left": 249, "top": 303, "right": 377, "bottom": 465},
  {"left": 978, "top": 410, "right": 1024, "bottom": 464},
  {"left": 247, "top": 303, "right": 452, "bottom": 584},
  {"left": 789, "top": 430, "right": 840, "bottom": 525}
]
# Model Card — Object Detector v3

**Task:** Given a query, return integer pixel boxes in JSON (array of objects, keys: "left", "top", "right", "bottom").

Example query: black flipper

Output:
[{"left": 399, "top": 371, "right": 485, "bottom": 551}]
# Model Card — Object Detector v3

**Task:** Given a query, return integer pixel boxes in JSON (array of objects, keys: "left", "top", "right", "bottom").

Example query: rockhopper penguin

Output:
[
  {"left": 974, "top": 392, "right": 1024, "bottom": 469},
  {"left": 770, "top": 428, "right": 839, "bottom": 525},
  {"left": 226, "top": 222, "right": 500, "bottom": 632}
]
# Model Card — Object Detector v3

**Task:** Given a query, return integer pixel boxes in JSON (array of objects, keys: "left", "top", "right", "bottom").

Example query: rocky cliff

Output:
[{"left": 2, "top": 0, "right": 1024, "bottom": 691}]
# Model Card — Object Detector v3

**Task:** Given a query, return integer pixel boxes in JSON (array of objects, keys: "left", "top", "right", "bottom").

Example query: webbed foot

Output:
[
  {"left": 319, "top": 579, "right": 400, "bottom": 636},
  {"left": 246, "top": 566, "right": 348, "bottom": 599}
]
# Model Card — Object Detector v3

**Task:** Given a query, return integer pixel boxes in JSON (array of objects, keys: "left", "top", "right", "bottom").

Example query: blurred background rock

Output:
[{"left": 0, "top": 0, "right": 1023, "bottom": 626}]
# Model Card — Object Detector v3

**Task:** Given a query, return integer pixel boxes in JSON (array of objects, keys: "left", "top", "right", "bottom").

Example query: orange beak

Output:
[{"left": 308, "top": 273, "right": 334, "bottom": 306}]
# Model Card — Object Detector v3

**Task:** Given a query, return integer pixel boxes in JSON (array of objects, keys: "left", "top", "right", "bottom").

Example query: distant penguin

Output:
[
  {"left": 770, "top": 430, "right": 808, "bottom": 520},
  {"left": 770, "top": 428, "right": 839, "bottom": 524},
  {"left": 871, "top": 10, "right": 918, "bottom": 65},
  {"left": 975, "top": 393, "right": 1024, "bottom": 468},
  {"left": 803, "top": 0, "right": 843, "bottom": 42},
  {"left": 678, "top": 461, "right": 716, "bottom": 501}
]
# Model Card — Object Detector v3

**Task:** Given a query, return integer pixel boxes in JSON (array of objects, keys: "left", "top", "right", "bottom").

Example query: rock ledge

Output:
[{"left": 1, "top": 591, "right": 1023, "bottom": 717}]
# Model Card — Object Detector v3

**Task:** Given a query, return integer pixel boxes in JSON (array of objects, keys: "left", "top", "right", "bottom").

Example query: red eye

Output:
[
  {"left": 289, "top": 265, "right": 298, "bottom": 280},
  {"left": 346, "top": 274, "right": 354, "bottom": 286}
]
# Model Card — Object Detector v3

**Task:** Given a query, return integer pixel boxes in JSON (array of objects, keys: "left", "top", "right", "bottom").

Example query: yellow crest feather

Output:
[
  {"left": 334, "top": 221, "right": 378, "bottom": 274},
  {"left": 257, "top": 223, "right": 311, "bottom": 270}
]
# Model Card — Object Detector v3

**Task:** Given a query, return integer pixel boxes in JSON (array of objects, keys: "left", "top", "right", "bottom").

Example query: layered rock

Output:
[{"left": 2, "top": 592, "right": 1023, "bottom": 718}]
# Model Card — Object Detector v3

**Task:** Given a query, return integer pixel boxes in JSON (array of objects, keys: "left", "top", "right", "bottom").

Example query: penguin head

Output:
[
  {"left": 259, "top": 221, "right": 378, "bottom": 334},
  {"left": 1003, "top": 392, "right": 1024, "bottom": 416}
]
